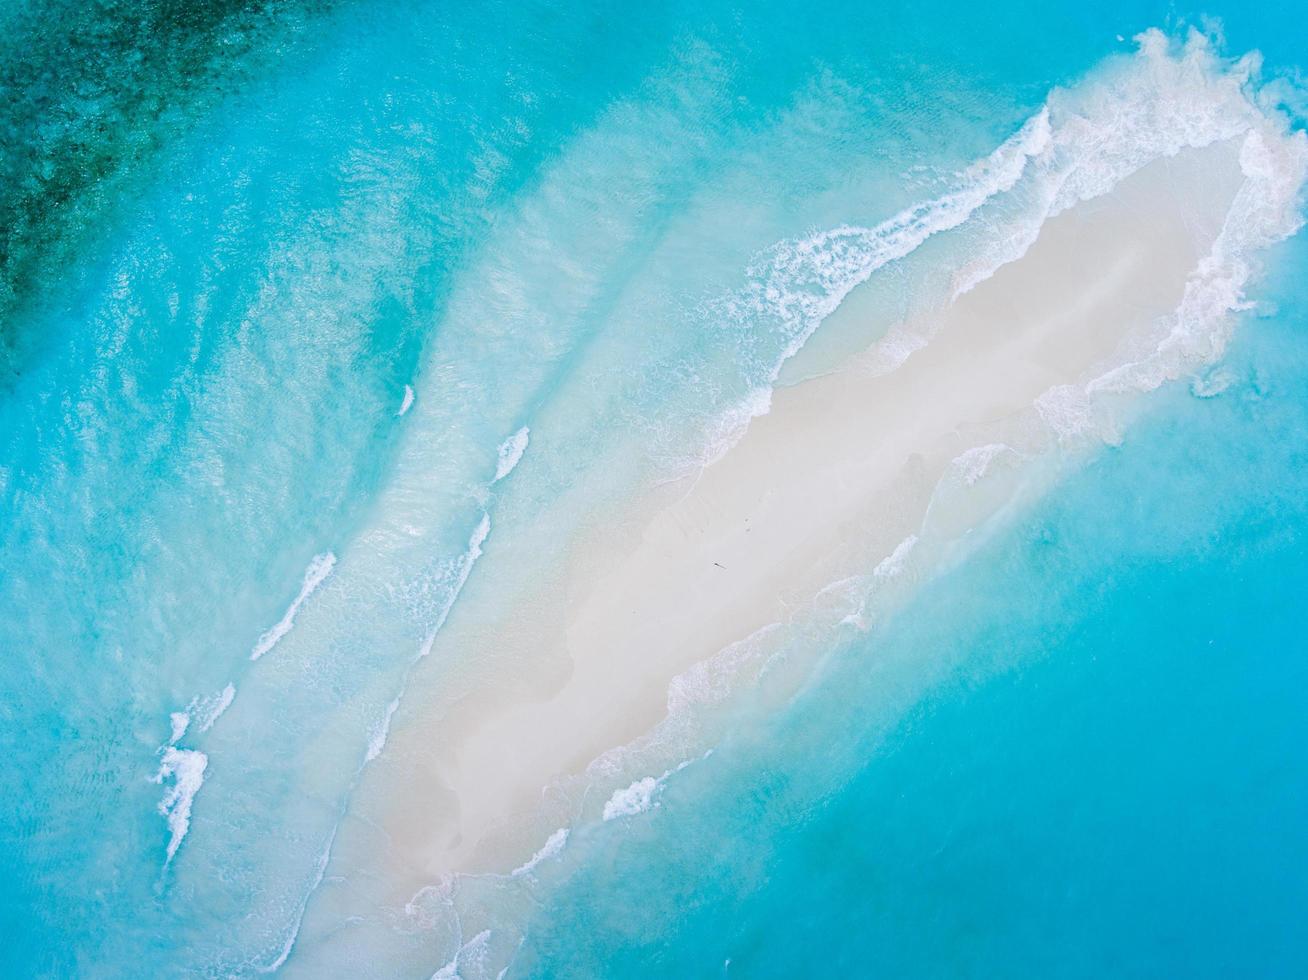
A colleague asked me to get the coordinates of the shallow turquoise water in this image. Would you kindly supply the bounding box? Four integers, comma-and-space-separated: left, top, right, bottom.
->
2, 1, 1307, 977
515, 237, 1308, 977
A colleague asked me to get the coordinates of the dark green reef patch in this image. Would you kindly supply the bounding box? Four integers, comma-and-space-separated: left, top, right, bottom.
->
0, 0, 337, 382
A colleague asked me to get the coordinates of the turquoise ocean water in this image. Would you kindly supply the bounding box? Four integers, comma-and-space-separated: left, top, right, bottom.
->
515, 241, 1308, 978
2, 1, 1307, 976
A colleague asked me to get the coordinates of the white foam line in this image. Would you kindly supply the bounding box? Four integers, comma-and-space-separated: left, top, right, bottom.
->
697, 28, 1304, 473
1081, 125, 1307, 398
253, 514, 496, 970
665, 622, 783, 715
601, 758, 697, 822
194, 683, 236, 733
873, 534, 919, 581
731, 107, 1051, 370
510, 828, 569, 878
493, 426, 530, 482
432, 930, 492, 980
366, 697, 401, 763
251, 552, 337, 661
258, 824, 339, 974
601, 775, 663, 821
153, 747, 207, 865
358, 513, 493, 769
398, 384, 415, 417
168, 711, 190, 745
688, 110, 1051, 470
167, 683, 238, 747
417, 514, 490, 658
952, 444, 1016, 488
948, 29, 1277, 301
154, 683, 237, 869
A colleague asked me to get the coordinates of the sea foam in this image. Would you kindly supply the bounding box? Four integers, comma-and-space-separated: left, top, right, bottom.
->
511, 828, 570, 877
153, 747, 207, 865
699, 29, 1307, 472
417, 513, 491, 657
432, 930, 492, 980
722, 108, 1051, 367
691, 110, 1053, 469
154, 683, 235, 867
602, 776, 664, 820
190, 683, 236, 733
250, 552, 337, 661
271, 511, 497, 964
366, 697, 401, 762
258, 825, 339, 973
493, 427, 530, 482
947, 30, 1308, 410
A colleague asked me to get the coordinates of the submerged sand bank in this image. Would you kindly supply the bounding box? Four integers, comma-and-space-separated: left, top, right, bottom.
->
339, 139, 1246, 896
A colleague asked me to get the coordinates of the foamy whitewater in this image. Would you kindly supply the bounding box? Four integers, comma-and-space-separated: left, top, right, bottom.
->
3, 5, 1308, 978
250, 553, 337, 661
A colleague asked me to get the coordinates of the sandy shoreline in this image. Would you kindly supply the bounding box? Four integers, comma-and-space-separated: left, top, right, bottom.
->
345, 140, 1244, 901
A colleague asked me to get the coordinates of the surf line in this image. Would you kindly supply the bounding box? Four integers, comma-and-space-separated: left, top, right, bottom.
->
257, 433, 520, 972
250, 551, 337, 661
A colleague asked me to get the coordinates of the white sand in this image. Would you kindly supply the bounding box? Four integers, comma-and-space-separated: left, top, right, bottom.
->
358, 141, 1243, 893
